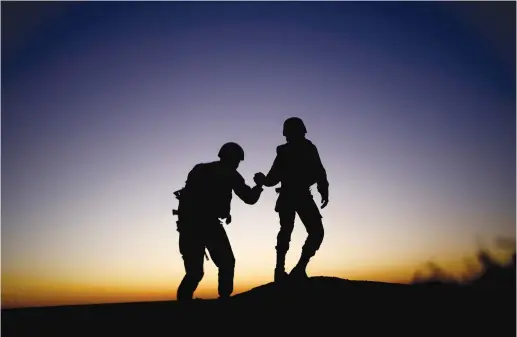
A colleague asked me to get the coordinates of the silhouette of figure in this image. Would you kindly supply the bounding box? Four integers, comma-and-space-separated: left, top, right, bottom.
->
174, 142, 265, 301
255, 117, 329, 282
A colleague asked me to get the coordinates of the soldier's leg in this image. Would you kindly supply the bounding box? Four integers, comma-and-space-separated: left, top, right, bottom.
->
205, 223, 235, 299
291, 197, 324, 276
177, 230, 206, 301
275, 210, 296, 280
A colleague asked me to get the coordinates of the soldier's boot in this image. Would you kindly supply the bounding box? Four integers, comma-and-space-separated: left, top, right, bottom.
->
289, 250, 311, 280
218, 294, 231, 303
289, 266, 308, 280
290, 223, 323, 280
177, 271, 203, 302
275, 268, 288, 282
218, 261, 235, 302
274, 251, 288, 282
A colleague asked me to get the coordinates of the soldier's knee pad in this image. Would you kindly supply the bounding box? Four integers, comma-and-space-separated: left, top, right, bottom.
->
276, 242, 289, 254
279, 226, 294, 237
278, 224, 294, 244
276, 231, 291, 243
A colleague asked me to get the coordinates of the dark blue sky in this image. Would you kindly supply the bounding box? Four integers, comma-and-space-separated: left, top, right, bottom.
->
3, 2, 515, 90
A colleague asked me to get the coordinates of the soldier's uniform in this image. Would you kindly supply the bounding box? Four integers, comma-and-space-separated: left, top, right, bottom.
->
264, 118, 329, 280
175, 145, 263, 301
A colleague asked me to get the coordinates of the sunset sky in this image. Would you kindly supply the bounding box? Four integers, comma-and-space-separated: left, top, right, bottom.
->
2, 1, 515, 308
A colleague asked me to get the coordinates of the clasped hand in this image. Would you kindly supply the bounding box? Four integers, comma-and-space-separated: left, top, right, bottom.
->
253, 172, 266, 186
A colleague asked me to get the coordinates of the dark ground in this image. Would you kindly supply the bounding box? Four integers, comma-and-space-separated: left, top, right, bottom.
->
2, 276, 515, 337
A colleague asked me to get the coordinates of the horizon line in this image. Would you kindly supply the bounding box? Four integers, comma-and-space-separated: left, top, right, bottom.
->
2, 276, 410, 310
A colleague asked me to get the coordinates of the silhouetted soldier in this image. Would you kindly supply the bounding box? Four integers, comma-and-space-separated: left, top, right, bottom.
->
256, 117, 329, 282
174, 142, 265, 301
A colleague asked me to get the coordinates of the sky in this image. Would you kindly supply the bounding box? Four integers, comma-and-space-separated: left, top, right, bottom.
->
1, 1, 515, 308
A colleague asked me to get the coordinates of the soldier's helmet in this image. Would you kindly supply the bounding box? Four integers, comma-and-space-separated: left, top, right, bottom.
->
283, 117, 307, 137
218, 142, 245, 161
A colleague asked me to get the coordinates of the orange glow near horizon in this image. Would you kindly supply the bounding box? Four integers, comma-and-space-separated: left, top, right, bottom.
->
0, 271, 409, 308
4, 250, 510, 309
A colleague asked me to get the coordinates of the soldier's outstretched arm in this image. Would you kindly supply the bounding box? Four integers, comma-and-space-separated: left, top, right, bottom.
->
263, 147, 282, 187
233, 173, 264, 205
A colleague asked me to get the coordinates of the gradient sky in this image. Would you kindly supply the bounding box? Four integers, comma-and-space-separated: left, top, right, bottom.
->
2, 1, 515, 308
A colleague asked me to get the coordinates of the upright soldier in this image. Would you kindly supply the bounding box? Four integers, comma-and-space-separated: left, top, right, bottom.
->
257, 117, 329, 282
174, 142, 265, 301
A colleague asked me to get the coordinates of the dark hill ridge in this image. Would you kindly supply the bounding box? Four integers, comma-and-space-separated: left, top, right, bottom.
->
234, 276, 412, 301
2, 277, 514, 337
